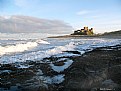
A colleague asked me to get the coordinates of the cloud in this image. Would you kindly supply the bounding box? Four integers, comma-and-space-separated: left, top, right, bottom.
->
0, 15, 73, 34
77, 10, 91, 15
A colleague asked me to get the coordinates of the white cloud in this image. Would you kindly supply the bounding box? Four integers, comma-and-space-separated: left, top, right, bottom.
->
1, 15, 11, 19
77, 10, 91, 15
0, 15, 73, 34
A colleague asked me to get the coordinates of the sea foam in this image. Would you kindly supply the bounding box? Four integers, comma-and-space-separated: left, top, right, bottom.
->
0, 42, 76, 64
0, 39, 49, 56
0, 38, 121, 64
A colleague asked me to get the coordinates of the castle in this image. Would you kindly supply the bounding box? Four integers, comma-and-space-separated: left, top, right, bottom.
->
71, 27, 94, 35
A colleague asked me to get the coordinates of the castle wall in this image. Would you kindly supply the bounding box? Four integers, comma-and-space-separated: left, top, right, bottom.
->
72, 27, 94, 35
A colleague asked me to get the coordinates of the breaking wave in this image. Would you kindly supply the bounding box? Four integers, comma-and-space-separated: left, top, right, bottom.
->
0, 39, 50, 56
0, 38, 121, 64
0, 42, 76, 64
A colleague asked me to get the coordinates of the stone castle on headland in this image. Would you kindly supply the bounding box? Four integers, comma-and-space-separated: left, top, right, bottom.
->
71, 27, 94, 35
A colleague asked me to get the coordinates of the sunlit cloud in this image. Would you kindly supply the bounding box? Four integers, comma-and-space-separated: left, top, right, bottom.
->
0, 15, 73, 34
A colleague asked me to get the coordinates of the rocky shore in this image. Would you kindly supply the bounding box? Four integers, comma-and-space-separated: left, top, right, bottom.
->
61, 45, 121, 91
0, 44, 121, 91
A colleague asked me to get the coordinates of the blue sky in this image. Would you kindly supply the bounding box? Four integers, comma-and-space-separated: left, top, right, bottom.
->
0, 0, 121, 33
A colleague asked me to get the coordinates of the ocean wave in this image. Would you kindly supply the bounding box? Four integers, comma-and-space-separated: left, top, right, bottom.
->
0, 39, 121, 64
36, 39, 50, 44
0, 39, 50, 56
0, 42, 76, 64
21, 42, 76, 62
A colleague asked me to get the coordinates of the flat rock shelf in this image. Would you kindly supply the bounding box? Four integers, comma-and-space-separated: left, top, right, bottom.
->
0, 45, 121, 91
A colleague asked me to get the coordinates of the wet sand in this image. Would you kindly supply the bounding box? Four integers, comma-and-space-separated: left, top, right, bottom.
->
0, 44, 121, 91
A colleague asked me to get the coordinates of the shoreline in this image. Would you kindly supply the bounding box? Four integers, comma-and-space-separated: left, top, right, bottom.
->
60, 44, 121, 91
48, 34, 99, 38
48, 34, 121, 39
0, 44, 121, 91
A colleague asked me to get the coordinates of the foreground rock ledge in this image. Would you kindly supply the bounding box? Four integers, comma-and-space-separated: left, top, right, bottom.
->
0, 45, 121, 91
61, 45, 121, 91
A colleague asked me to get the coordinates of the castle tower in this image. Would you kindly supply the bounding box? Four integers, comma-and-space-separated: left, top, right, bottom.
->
89, 28, 94, 35
84, 27, 88, 30
90, 28, 93, 31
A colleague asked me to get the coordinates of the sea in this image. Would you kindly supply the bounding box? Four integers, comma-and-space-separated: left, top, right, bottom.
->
0, 33, 121, 90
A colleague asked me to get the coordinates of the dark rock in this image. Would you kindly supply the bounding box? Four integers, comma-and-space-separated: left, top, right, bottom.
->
63, 51, 81, 54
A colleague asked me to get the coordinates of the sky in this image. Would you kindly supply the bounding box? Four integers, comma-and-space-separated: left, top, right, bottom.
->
0, 0, 121, 33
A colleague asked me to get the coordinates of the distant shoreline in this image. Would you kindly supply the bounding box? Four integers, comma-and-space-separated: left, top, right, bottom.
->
48, 33, 121, 39
48, 34, 99, 38
48, 30, 121, 39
